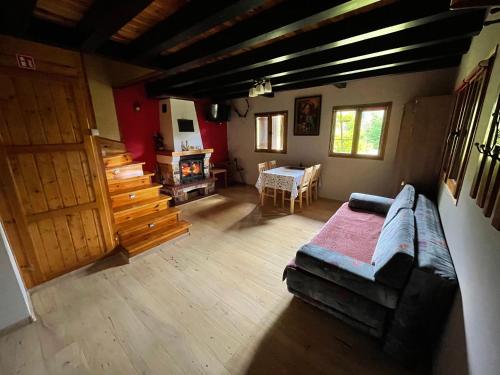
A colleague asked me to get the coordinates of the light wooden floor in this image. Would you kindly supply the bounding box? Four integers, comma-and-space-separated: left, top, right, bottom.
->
0, 186, 427, 375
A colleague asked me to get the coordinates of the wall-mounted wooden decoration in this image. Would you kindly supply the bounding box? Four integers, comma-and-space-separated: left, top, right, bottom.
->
441, 53, 495, 201
470, 90, 500, 230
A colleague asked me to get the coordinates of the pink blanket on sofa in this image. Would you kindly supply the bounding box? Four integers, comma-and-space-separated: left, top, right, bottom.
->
310, 202, 385, 264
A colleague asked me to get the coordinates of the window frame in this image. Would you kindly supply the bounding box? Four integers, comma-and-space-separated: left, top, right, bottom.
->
254, 111, 288, 154
441, 52, 495, 202
329, 102, 391, 160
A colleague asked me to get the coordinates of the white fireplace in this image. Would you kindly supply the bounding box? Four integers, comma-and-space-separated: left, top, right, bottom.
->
156, 98, 215, 204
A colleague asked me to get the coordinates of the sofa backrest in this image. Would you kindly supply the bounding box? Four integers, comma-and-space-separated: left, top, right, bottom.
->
372, 207, 415, 289
384, 195, 457, 364
383, 184, 416, 229
414, 194, 457, 281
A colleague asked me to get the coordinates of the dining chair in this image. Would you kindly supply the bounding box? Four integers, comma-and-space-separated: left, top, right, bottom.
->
267, 160, 277, 169
283, 166, 314, 211
258, 162, 278, 206
309, 164, 322, 201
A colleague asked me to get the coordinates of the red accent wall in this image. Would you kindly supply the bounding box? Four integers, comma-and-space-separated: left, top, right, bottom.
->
195, 99, 228, 164
113, 85, 228, 170
113, 83, 159, 172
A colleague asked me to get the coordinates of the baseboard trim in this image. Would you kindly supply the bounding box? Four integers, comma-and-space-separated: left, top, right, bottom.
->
0, 316, 33, 337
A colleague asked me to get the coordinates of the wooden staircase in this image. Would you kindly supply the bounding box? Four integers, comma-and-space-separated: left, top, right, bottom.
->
103, 152, 191, 258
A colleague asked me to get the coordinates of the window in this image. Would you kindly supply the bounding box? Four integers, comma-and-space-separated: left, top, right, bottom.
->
442, 52, 495, 200
255, 111, 287, 153
329, 103, 391, 159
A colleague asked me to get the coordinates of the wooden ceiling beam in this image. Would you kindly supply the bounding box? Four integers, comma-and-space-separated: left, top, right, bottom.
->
0, 0, 36, 36
148, 2, 467, 89
148, 0, 385, 75
22, 18, 81, 50
450, 0, 500, 8
210, 56, 462, 100
78, 0, 154, 52
165, 13, 481, 96
189, 41, 469, 98
128, 0, 267, 64
146, 6, 485, 96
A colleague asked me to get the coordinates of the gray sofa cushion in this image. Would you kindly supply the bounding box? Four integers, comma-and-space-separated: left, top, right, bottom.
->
383, 184, 416, 228
372, 208, 415, 289
295, 244, 400, 309
414, 194, 457, 280
383, 196, 457, 364
348, 193, 394, 215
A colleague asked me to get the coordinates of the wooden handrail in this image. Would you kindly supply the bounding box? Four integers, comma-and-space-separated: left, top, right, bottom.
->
94, 136, 126, 153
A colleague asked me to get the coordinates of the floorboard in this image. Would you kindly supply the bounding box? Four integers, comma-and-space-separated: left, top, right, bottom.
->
0, 185, 428, 374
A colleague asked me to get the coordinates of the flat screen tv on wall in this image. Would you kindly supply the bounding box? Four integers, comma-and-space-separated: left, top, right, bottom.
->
206, 103, 230, 122
178, 119, 194, 132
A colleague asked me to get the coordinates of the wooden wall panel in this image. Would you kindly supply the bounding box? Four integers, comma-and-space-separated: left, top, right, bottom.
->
0, 188, 34, 288
36, 153, 64, 210
0, 35, 117, 286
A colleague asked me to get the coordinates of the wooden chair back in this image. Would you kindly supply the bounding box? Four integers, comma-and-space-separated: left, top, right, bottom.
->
312, 164, 321, 181
267, 160, 277, 169
258, 162, 268, 173
301, 166, 314, 187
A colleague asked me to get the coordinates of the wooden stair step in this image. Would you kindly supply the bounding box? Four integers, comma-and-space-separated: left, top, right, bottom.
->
110, 183, 161, 197
110, 183, 162, 209
122, 220, 191, 257
121, 217, 186, 246
102, 149, 127, 156
103, 152, 133, 168
116, 207, 180, 233
113, 195, 171, 225
117, 208, 181, 243
106, 162, 145, 180
107, 172, 155, 193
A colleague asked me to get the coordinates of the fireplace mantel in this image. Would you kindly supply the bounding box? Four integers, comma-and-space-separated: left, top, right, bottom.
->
157, 148, 213, 157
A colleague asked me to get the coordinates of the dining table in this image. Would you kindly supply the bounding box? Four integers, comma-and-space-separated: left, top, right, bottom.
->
255, 166, 305, 214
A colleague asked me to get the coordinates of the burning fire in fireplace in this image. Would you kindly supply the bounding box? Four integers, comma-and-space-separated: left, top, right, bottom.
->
180, 156, 204, 183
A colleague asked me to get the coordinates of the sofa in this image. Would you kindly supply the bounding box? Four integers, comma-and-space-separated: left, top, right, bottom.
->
283, 185, 457, 364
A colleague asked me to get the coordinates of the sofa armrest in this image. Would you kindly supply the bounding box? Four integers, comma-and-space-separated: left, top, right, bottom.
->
294, 244, 400, 309
296, 243, 375, 282
348, 193, 394, 215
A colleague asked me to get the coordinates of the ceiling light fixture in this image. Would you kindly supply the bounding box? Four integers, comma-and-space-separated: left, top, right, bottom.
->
248, 79, 272, 97
248, 87, 256, 97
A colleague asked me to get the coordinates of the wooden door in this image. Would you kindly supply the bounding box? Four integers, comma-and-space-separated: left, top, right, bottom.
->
0, 67, 115, 287
393, 95, 453, 199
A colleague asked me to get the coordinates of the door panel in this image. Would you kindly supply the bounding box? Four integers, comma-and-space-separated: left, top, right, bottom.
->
0, 69, 115, 286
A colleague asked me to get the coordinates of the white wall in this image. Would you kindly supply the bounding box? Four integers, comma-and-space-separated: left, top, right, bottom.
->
228, 68, 456, 201
84, 55, 121, 141
83, 54, 158, 142
434, 19, 500, 375
160, 98, 203, 151
0, 222, 33, 331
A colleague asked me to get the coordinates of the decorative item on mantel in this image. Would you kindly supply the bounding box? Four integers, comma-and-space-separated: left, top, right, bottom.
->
181, 140, 202, 151
153, 132, 165, 151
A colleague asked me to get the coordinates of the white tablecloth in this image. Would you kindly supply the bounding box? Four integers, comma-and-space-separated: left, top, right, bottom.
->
255, 167, 305, 199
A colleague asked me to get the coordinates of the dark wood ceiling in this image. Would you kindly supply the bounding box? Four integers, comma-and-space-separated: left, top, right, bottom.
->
0, 0, 491, 100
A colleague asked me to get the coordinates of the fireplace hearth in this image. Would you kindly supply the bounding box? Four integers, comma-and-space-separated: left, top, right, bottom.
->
157, 149, 215, 205
180, 155, 204, 184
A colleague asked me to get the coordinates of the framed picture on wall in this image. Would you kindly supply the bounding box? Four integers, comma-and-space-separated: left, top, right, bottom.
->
294, 95, 322, 136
